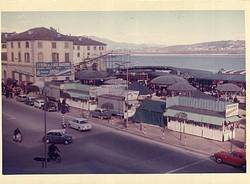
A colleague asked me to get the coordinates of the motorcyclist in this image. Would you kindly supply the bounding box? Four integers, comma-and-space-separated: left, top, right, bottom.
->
13, 128, 22, 142
48, 144, 60, 159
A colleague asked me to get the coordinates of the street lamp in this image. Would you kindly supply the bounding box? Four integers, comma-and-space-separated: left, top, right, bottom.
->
115, 61, 130, 128
41, 81, 47, 168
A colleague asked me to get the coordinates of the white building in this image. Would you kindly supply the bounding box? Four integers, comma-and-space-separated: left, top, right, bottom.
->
3, 27, 75, 83
2, 27, 108, 84
1, 32, 16, 80
70, 36, 107, 71
164, 96, 242, 141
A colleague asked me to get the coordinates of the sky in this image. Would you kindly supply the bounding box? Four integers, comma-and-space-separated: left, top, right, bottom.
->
1, 11, 245, 46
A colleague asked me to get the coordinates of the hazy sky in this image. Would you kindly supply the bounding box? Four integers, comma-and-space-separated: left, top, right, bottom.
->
1, 11, 245, 46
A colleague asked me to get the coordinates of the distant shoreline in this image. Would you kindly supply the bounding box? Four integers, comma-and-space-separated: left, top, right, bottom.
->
130, 53, 245, 56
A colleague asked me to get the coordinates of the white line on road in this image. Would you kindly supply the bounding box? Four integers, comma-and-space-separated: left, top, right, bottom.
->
166, 159, 208, 173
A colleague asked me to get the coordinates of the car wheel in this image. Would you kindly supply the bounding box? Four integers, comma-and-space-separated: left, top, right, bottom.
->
216, 157, 223, 164
64, 140, 69, 145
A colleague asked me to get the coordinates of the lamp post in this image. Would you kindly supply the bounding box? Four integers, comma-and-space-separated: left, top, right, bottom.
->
41, 79, 47, 168
114, 61, 130, 128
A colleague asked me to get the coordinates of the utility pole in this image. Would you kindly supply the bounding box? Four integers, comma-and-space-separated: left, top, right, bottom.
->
43, 80, 47, 168
125, 64, 129, 128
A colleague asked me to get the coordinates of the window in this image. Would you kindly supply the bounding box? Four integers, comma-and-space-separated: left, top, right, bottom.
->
87, 52, 90, 56
65, 53, 70, 62
18, 42, 21, 48
24, 52, 30, 63
77, 52, 80, 57
99, 46, 101, 50
38, 42, 43, 48
73, 46, 75, 49
77, 45, 80, 50
38, 52, 43, 62
64, 42, 69, 48
18, 52, 21, 62
52, 42, 56, 49
2, 43, 7, 49
1, 52, 7, 61
94, 46, 96, 50
11, 42, 14, 48
87, 46, 90, 50
52, 52, 59, 62
11, 52, 14, 62
25, 41, 29, 48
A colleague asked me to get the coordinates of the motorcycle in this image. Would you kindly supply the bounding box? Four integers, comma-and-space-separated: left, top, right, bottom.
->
48, 151, 62, 163
13, 133, 22, 143
61, 122, 67, 129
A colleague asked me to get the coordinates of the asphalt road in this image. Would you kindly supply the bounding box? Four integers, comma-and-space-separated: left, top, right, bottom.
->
2, 97, 244, 174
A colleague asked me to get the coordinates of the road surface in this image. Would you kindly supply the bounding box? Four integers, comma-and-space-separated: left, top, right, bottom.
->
2, 97, 244, 174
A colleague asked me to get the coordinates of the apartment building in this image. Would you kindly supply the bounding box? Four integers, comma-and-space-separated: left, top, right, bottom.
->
3, 27, 75, 83
71, 36, 107, 71
1, 32, 16, 80
2, 27, 108, 84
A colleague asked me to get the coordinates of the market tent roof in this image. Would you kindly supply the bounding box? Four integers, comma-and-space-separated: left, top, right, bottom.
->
132, 100, 166, 127
150, 74, 188, 86
64, 89, 90, 100
104, 78, 127, 85
75, 70, 110, 80
167, 82, 197, 91
164, 108, 224, 126
216, 83, 242, 92
128, 82, 152, 95
191, 73, 246, 83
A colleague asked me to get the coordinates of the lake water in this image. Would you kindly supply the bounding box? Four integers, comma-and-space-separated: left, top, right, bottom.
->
129, 55, 245, 72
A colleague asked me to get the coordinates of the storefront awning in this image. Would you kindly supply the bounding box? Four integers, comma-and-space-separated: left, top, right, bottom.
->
65, 90, 90, 100
164, 109, 224, 126
226, 115, 244, 123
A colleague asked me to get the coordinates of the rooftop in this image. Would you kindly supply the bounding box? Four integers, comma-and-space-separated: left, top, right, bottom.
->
6, 27, 72, 41
70, 36, 106, 46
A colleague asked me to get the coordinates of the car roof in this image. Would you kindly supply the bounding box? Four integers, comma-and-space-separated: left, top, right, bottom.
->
73, 117, 88, 121
36, 99, 45, 101
47, 129, 65, 133
19, 94, 27, 97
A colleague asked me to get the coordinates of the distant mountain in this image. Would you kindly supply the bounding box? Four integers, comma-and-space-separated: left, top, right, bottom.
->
150, 40, 245, 55
87, 36, 166, 50
87, 36, 245, 55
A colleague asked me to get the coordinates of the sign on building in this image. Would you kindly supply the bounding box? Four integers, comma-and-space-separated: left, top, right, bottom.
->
225, 103, 239, 118
36, 62, 72, 77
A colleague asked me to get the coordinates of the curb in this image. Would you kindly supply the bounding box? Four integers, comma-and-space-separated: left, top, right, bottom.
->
92, 121, 212, 157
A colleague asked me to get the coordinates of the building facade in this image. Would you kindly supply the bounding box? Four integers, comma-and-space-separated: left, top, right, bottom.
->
71, 36, 107, 71
2, 27, 107, 84
164, 96, 242, 141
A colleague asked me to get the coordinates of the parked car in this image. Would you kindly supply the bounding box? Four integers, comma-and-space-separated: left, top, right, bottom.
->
90, 108, 112, 119
25, 96, 36, 106
34, 99, 45, 109
43, 101, 57, 112
213, 150, 246, 170
68, 117, 92, 131
43, 129, 73, 145
16, 94, 27, 102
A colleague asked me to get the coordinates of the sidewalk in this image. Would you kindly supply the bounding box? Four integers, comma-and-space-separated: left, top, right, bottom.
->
66, 107, 245, 156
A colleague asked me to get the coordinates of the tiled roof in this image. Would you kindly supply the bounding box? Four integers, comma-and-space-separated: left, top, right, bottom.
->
69, 36, 106, 46
6, 27, 72, 41
1, 32, 16, 43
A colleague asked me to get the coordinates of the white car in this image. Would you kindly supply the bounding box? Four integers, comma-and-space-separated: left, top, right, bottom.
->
68, 118, 92, 131
34, 99, 45, 109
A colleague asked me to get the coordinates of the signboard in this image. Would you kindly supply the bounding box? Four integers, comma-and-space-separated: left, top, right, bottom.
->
36, 62, 72, 77
225, 103, 238, 118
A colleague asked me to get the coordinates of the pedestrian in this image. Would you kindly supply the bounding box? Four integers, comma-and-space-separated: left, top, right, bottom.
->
58, 100, 61, 111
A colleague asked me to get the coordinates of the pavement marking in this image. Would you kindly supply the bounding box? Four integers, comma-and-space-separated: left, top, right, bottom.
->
4, 114, 16, 120
166, 159, 208, 173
